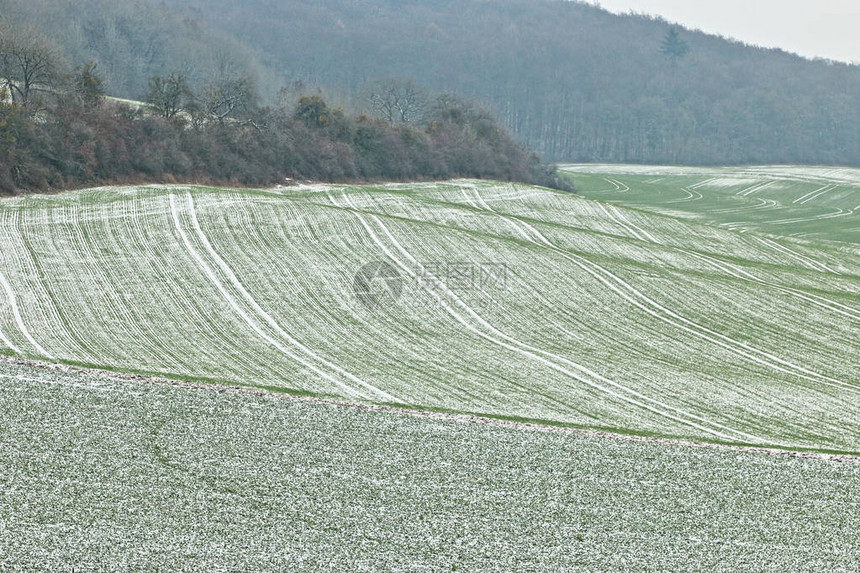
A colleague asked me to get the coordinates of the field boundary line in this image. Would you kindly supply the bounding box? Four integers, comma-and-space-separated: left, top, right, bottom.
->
3, 356, 857, 464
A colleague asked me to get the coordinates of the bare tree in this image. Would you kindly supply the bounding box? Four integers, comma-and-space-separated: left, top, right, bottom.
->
146, 72, 192, 119
0, 25, 62, 108
199, 75, 257, 123
362, 78, 428, 125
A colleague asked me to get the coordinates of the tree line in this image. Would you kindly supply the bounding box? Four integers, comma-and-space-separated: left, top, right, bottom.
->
0, 24, 568, 194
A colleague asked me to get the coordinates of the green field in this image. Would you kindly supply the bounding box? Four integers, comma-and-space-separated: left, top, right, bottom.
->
561, 164, 860, 243
0, 176, 857, 452
1, 171, 859, 569
1, 360, 857, 571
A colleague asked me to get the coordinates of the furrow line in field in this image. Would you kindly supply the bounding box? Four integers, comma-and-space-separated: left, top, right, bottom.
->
175, 193, 400, 403
0, 212, 40, 355
750, 198, 772, 211
130, 197, 235, 376
595, 200, 659, 243
130, 195, 269, 380
474, 198, 859, 395
795, 184, 835, 205
712, 198, 780, 216
332, 189, 592, 414
460, 188, 532, 242
71, 202, 186, 369
602, 178, 621, 192
329, 190, 581, 412
607, 204, 658, 243
65, 203, 145, 362
666, 187, 703, 203
12, 208, 99, 362
229, 197, 392, 391
736, 180, 776, 197
461, 189, 627, 353
340, 193, 754, 441
687, 178, 718, 190
555, 235, 857, 391
769, 207, 854, 226
596, 202, 645, 242
602, 178, 630, 193
226, 195, 359, 383
169, 194, 369, 399
0, 288, 21, 352
215, 197, 323, 382
372, 212, 753, 440
123, 195, 221, 371
754, 236, 838, 274
611, 179, 630, 192
105, 199, 192, 369
0, 265, 50, 358
685, 251, 860, 323
792, 184, 832, 204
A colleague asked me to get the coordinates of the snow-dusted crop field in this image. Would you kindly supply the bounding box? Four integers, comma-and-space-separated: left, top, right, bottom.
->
561, 164, 860, 243
0, 178, 857, 452
0, 360, 857, 572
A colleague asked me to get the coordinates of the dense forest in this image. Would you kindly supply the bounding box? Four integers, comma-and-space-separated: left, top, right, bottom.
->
6, 0, 860, 166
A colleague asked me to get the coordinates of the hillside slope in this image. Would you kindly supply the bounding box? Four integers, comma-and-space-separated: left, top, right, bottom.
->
0, 177, 857, 452
5, 0, 860, 164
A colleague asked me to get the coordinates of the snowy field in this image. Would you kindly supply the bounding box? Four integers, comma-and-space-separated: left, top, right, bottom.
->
0, 360, 857, 572
561, 164, 860, 243
0, 179, 857, 452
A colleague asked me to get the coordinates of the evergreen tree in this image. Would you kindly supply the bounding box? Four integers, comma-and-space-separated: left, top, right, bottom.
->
661, 28, 690, 63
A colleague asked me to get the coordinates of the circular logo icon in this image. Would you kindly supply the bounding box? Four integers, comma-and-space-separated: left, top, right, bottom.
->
353, 261, 403, 310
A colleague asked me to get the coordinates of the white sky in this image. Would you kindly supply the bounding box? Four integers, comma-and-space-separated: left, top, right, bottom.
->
595, 0, 860, 63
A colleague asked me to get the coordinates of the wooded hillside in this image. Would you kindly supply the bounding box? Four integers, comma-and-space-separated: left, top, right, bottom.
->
4, 0, 860, 165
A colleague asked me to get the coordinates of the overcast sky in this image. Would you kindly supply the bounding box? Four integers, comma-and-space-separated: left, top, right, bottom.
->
596, 0, 860, 63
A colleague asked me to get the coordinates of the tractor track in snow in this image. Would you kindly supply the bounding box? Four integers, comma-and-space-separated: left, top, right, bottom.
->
335, 190, 752, 441
466, 188, 860, 397
170, 193, 399, 403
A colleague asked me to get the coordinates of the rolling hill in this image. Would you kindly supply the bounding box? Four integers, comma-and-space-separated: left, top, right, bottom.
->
1, 171, 858, 569
0, 175, 857, 453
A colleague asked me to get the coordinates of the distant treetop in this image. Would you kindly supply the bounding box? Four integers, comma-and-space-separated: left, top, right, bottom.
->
661, 27, 690, 62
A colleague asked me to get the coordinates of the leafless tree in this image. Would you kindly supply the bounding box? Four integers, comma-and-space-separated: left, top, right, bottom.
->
200, 75, 257, 122
362, 78, 428, 125
146, 72, 192, 119
0, 24, 62, 108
